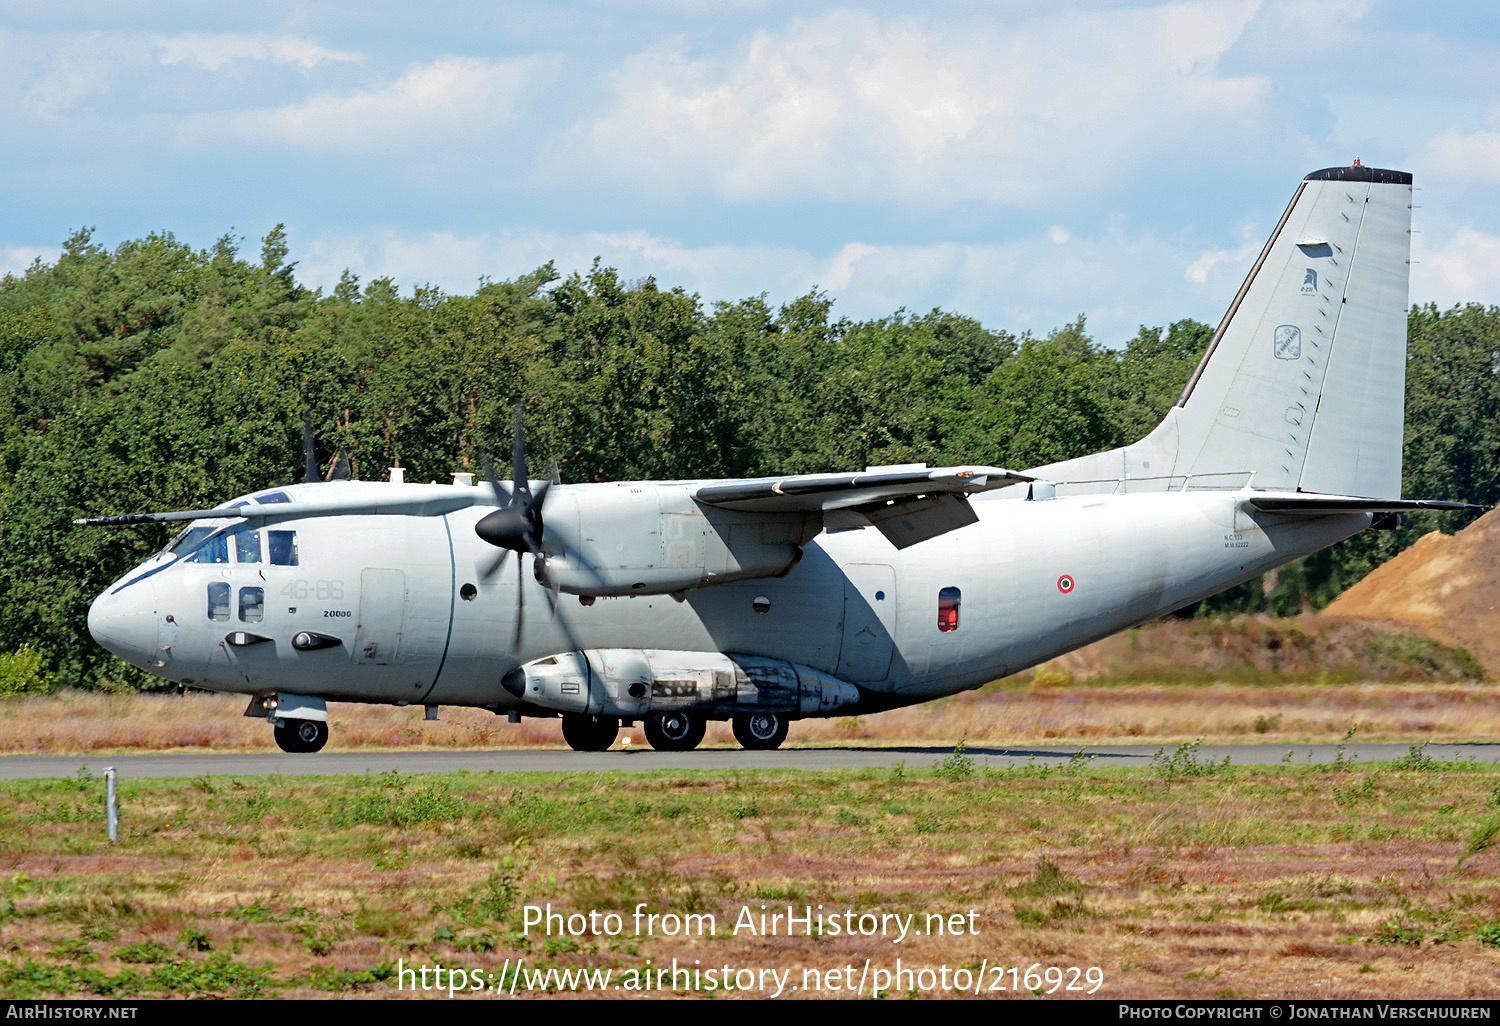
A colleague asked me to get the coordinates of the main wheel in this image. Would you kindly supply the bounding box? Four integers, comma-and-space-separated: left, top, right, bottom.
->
644, 711, 706, 752
561, 713, 619, 752
274, 718, 328, 754
732, 711, 789, 751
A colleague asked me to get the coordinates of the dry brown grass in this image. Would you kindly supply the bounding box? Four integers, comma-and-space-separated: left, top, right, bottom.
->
3, 679, 1498, 756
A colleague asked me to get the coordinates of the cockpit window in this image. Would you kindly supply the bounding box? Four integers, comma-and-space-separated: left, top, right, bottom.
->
233, 528, 262, 565
167, 526, 214, 556
253, 491, 291, 504
186, 532, 230, 564
268, 530, 299, 566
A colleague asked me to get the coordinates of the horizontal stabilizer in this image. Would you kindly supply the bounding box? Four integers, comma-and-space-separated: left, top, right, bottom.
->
1245, 495, 1486, 515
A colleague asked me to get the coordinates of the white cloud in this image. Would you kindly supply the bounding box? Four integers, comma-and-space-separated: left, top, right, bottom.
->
292, 220, 1221, 347
9, 29, 360, 116
155, 33, 361, 71
19, 32, 146, 114
1185, 222, 1262, 284
179, 55, 555, 152
1415, 128, 1500, 186
0, 246, 59, 279
1411, 226, 1500, 310
582, 3, 1268, 207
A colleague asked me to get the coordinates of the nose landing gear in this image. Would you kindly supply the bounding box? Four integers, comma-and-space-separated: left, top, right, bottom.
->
273, 718, 329, 754
560, 713, 620, 752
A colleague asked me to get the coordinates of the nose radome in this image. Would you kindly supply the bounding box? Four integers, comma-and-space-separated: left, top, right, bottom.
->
87, 582, 160, 668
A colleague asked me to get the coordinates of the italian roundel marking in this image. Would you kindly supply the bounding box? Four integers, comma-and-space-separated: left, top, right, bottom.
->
1057, 574, 1075, 594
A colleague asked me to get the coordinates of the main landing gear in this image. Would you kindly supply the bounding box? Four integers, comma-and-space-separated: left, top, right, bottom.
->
552, 710, 790, 753
273, 718, 329, 754
732, 711, 788, 750
643, 711, 706, 752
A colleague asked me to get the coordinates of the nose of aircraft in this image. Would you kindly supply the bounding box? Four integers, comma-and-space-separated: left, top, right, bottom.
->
87, 580, 161, 668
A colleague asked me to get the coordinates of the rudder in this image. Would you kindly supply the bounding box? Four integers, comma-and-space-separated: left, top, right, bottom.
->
1029, 164, 1412, 500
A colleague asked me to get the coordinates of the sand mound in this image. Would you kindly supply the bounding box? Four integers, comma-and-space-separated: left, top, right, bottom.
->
1324, 509, 1500, 674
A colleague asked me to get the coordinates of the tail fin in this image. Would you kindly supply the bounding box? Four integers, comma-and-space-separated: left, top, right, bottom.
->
1037, 164, 1412, 499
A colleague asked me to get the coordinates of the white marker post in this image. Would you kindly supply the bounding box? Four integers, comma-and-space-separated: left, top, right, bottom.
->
104, 767, 118, 843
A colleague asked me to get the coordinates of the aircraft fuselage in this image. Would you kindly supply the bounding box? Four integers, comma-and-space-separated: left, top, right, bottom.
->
90, 482, 1368, 712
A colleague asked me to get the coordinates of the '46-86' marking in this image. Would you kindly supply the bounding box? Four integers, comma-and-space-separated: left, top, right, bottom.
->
279, 579, 345, 600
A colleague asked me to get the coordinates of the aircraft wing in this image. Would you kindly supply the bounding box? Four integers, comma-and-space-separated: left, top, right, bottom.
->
695, 465, 1031, 549
73, 484, 498, 527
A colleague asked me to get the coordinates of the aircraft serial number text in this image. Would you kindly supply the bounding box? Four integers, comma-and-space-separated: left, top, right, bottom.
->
278, 580, 345, 600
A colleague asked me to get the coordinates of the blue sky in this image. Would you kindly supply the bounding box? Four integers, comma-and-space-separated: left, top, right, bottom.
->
3, 0, 1498, 347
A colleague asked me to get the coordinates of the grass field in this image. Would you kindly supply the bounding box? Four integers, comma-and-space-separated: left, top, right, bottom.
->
2, 757, 1498, 999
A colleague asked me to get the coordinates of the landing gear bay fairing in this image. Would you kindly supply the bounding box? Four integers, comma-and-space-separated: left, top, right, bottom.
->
80, 166, 1476, 753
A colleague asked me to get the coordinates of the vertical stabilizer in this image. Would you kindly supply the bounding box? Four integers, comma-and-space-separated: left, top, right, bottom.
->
1031, 165, 1412, 500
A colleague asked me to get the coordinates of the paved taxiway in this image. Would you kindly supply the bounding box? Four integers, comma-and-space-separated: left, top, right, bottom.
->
2, 743, 1497, 779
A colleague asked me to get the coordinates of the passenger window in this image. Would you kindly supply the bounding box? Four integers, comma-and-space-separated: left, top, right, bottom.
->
187, 532, 229, 564
268, 530, 299, 566
233, 529, 262, 564
938, 586, 961, 633
239, 587, 264, 623
207, 582, 230, 621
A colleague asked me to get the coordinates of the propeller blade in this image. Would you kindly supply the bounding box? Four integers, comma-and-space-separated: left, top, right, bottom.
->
539, 567, 586, 656
477, 447, 511, 508
512, 554, 526, 650
303, 411, 319, 484
327, 448, 352, 482
479, 547, 509, 583
510, 403, 529, 502
530, 548, 586, 655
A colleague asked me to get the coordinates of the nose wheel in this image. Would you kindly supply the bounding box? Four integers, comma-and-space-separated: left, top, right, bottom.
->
560, 713, 619, 752
644, 711, 705, 752
274, 719, 329, 754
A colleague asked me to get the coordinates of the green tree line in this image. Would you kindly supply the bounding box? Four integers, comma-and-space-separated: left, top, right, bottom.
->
0, 228, 1494, 688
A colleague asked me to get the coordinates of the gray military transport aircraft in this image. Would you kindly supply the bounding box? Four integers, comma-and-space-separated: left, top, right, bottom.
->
78, 164, 1479, 754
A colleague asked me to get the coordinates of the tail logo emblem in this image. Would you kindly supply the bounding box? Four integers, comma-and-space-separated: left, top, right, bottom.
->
1274, 324, 1301, 360
1301, 268, 1317, 296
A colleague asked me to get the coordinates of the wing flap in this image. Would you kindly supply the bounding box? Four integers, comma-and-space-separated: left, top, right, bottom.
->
855, 492, 980, 549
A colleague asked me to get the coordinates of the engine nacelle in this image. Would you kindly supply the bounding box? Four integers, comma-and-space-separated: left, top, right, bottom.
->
504, 649, 862, 720
538, 484, 819, 597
